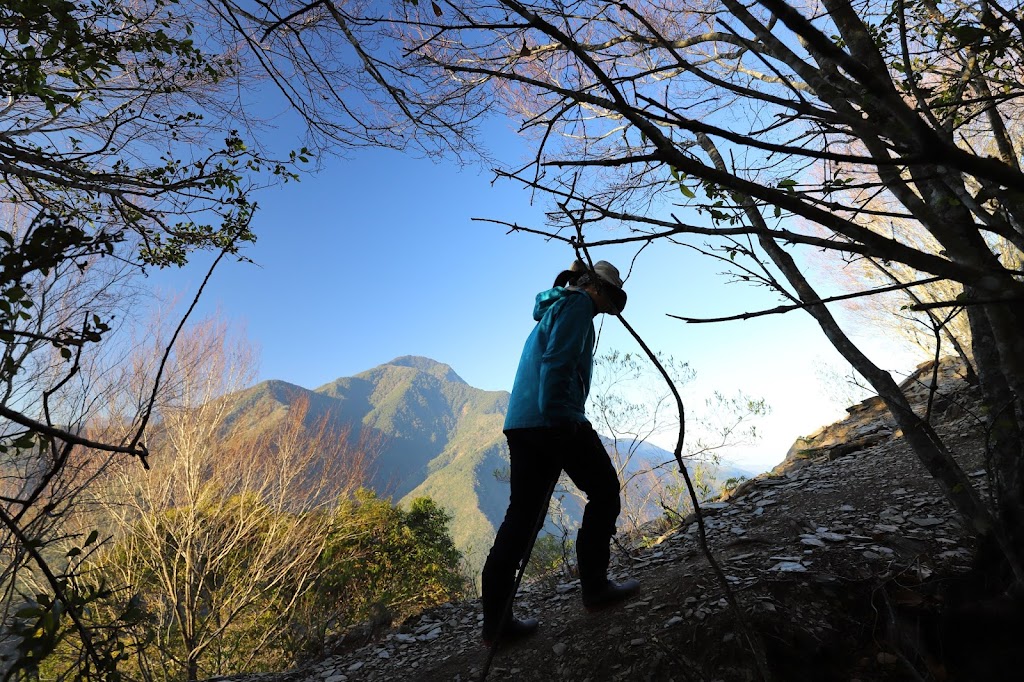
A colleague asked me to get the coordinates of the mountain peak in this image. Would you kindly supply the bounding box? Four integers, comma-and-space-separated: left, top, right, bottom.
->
385, 355, 466, 384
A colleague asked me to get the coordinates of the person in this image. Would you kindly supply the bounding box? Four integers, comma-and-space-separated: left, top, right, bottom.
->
481, 259, 640, 646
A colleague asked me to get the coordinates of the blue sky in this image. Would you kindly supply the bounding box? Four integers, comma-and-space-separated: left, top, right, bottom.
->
148, 128, 923, 474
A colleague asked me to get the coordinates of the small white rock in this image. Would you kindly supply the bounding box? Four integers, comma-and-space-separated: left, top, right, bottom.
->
419, 627, 442, 641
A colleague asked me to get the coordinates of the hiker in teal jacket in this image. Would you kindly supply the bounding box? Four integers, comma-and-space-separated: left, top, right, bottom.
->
502, 285, 596, 430
481, 260, 640, 647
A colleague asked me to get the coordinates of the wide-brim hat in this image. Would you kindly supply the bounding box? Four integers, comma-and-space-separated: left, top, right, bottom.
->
592, 260, 623, 288
592, 260, 627, 313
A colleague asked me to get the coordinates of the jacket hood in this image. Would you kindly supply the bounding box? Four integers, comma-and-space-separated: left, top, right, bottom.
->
533, 287, 589, 321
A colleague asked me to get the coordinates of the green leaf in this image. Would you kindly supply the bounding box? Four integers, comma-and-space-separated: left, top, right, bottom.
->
949, 25, 987, 46
13, 433, 35, 449
14, 606, 42, 619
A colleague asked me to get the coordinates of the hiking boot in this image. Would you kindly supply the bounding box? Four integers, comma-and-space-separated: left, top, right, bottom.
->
481, 616, 539, 647
582, 578, 641, 612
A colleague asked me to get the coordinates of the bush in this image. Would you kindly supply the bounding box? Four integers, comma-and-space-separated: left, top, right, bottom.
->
286, 490, 468, 661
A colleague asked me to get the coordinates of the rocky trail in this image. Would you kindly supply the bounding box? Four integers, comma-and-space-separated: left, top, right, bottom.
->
216, 359, 1023, 681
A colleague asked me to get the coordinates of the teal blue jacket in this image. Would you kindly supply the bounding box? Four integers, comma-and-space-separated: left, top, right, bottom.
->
503, 287, 595, 430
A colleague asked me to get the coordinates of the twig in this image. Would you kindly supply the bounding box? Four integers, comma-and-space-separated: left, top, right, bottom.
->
863, 256, 975, 383
0, 504, 103, 672
128, 221, 248, 459
614, 312, 772, 682
670, 276, 944, 323
925, 316, 944, 424
910, 295, 1024, 311
0, 405, 148, 460
261, 0, 327, 40
564, 214, 771, 680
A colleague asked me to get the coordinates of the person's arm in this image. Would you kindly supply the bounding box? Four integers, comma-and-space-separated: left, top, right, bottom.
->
538, 293, 592, 422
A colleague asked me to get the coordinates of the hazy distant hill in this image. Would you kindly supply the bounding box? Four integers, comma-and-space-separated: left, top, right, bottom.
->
223, 356, 758, 575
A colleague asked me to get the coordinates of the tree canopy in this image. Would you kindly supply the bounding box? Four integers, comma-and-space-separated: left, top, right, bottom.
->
1, 1, 302, 674
256, 0, 1024, 581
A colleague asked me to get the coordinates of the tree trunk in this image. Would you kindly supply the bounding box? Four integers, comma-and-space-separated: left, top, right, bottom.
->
694, 135, 1024, 587
967, 299, 1024, 561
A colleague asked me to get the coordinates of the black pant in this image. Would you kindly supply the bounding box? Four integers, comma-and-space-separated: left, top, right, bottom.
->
481, 424, 621, 626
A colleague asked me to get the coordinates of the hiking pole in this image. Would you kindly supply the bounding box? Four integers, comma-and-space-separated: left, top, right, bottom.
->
479, 471, 560, 682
